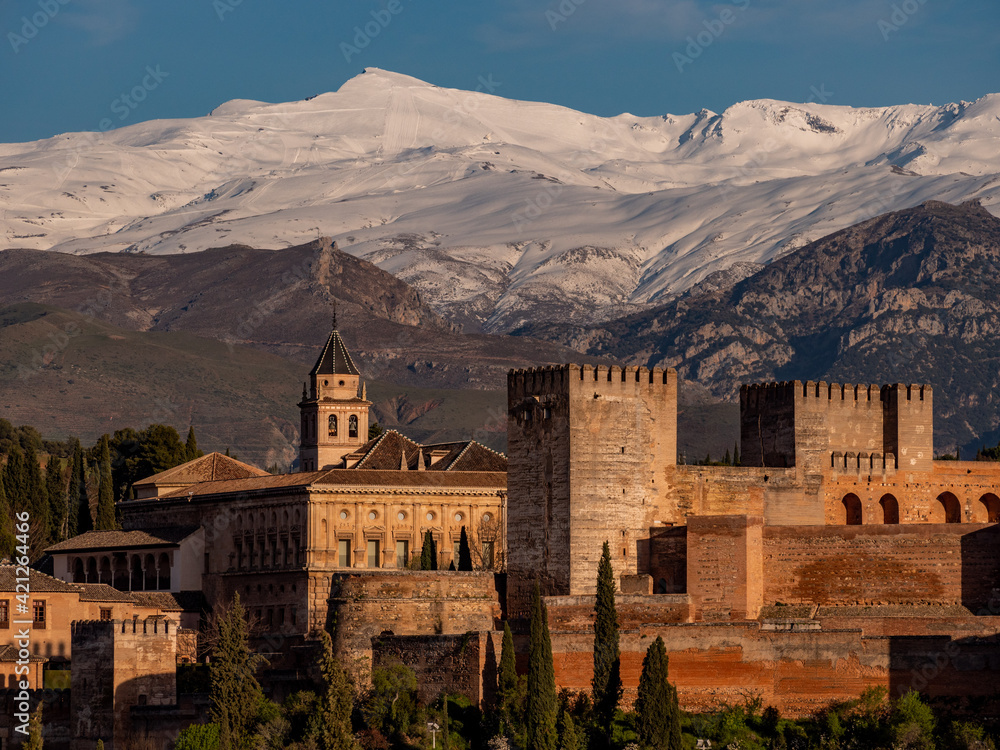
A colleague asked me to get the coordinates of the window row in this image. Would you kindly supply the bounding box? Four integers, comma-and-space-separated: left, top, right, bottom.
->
70, 553, 171, 591
326, 414, 359, 438
332, 537, 496, 569
233, 534, 302, 571
0, 599, 46, 629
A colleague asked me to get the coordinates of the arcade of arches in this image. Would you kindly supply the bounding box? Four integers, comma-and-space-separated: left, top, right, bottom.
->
839, 490, 1000, 525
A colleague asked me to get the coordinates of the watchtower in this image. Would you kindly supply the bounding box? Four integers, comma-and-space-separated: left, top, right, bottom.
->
506, 364, 677, 614
70, 618, 178, 750
739, 381, 933, 474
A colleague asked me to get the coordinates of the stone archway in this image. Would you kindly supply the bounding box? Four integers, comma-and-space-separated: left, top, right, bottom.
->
978, 493, 1000, 523
933, 492, 962, 524
842, 494, 863, 525
879, 494, 900, 524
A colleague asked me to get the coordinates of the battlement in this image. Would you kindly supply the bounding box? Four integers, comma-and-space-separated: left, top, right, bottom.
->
741, 381, 931, 403
71, 617, 175, 637
508, 363, 674, 398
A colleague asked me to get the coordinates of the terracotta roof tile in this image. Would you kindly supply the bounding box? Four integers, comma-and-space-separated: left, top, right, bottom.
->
158, 471, 329, 498
76, 583, 136, 602
134, 452, 269, 487
129, 590, 207, 611
45, 526, 201, 553
0, 563, 80, 593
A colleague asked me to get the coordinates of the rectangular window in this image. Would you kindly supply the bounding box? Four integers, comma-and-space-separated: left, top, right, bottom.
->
0, 600, 8, 628
33, 600, 46, 629
482, 541, 495, 570
100, 608, 112, 621
278, 608, 285, 626
395, 540, 409, 568
338, 540, 351, 568
367, 540, 381, 568
291, 606, 297, 626
266, 609, 273, 627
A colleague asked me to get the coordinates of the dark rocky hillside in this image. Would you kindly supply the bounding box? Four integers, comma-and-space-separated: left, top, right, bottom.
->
0, 238, 600, 390
515, 200, 1000, 455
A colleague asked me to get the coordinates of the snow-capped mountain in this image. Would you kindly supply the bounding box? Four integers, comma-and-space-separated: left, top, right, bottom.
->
2, 68, 999, 332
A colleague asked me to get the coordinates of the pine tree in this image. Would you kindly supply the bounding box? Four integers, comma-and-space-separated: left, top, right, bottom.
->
458, 526, 473, 571
45, 456, 67, 543
635, 636, 681, 750
67, 439, 84, 538
496, 621, 519, 739
317, 630, 356, 750
527, 581, 558, 750
210, 593, 265, 750
95, 435, 116, 531
25, 702, 43, 750
592, 541, 622, 736
186, 426, 202, 461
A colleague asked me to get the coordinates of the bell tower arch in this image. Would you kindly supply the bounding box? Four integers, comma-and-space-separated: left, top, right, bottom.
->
298, 314, 371, 471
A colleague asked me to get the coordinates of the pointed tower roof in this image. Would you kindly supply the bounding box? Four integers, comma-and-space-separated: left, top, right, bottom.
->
310, 327, 360, 376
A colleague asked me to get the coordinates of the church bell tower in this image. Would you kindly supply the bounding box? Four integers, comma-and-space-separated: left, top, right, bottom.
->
298, 314, 371, 471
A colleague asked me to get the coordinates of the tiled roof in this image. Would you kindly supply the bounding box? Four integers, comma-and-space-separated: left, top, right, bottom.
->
0, 563, 80, 593
346, 431, 508, 472
134, 452, 269, 487
129, 590, 207, 612
315, 469, 506, 489
76, 583, 136, 602
310, 328, 360, 376
160, 471, 329, 498
45, 526, 201, 553
0, 645, 45, 662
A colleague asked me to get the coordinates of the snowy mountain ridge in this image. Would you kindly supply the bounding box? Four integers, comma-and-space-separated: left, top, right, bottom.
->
2, 68, 999, 331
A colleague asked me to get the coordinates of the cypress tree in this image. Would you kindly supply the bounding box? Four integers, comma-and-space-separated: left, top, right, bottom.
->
723, 448, 732, 466
67, 440, 84, 538
558, 706, 582, 750
0, 475, 16, 560
496, 621, 519, 738
635, 636, 681, 750
210, 593, 265, 750
95, 435, 116, 531
421, 530, 437, 570
458, 526, 473, 571
74, 443, 92, 536
186, 426, 202, 461
734, 441, 741, 467
24, 444, 50, 549
317, 630, 356, 750
592, 541, 622, 735
527, 581, 558, 750
46, 456, 67, 543
3, 445, 28, 512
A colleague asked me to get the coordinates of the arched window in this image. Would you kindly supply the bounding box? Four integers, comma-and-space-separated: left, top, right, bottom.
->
349, 414, 359, 438
933, 492, 962, 524
328, 414, 337, 437
157, 552, 171, 590
977, 493, 1000, 523
879, 494, 899, 524
842, 494, 863, 525
72, 558, 85, 584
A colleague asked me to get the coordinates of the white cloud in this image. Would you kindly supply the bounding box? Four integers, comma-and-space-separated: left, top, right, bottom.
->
57, 0, 139, 46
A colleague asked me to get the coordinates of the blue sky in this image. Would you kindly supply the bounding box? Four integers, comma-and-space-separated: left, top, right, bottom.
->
1, 0, 998, 144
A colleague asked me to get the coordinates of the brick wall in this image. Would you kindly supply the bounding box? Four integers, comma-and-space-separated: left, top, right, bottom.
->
686, 516, 763, 621
763, 523, 1000, 608
371, 632, 501, 706
326, 571, 500, 684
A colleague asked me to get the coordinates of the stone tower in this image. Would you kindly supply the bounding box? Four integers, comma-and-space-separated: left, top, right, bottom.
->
298, 320, 371, 471
506, 364, 677, 615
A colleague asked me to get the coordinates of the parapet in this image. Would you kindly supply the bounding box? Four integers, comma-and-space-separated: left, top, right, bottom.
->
742, 381, 931, 403
71, 617, 176, 637
508, 363, 674, 398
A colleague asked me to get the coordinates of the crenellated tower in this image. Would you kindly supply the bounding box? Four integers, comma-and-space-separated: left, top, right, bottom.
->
298, 317, 371, 471
506, 363, 677, 614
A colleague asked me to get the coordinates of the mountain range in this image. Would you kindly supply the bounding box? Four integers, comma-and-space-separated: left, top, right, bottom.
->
3, 68, 999, 333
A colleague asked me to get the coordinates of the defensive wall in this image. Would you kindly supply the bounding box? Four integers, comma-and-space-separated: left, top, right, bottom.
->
325, 570, 500, 683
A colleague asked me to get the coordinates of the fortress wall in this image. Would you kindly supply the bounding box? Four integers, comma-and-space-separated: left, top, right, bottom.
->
762, 523, 1000, 608
371, 632, 499, 706
547, 621, 1000, 717
741, 382, 797, 468
686, 516, 764, 621
799, 382, 886, 465
324, 570, 499, 683
545, 594, 692, 631
885, 384, 934, 473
